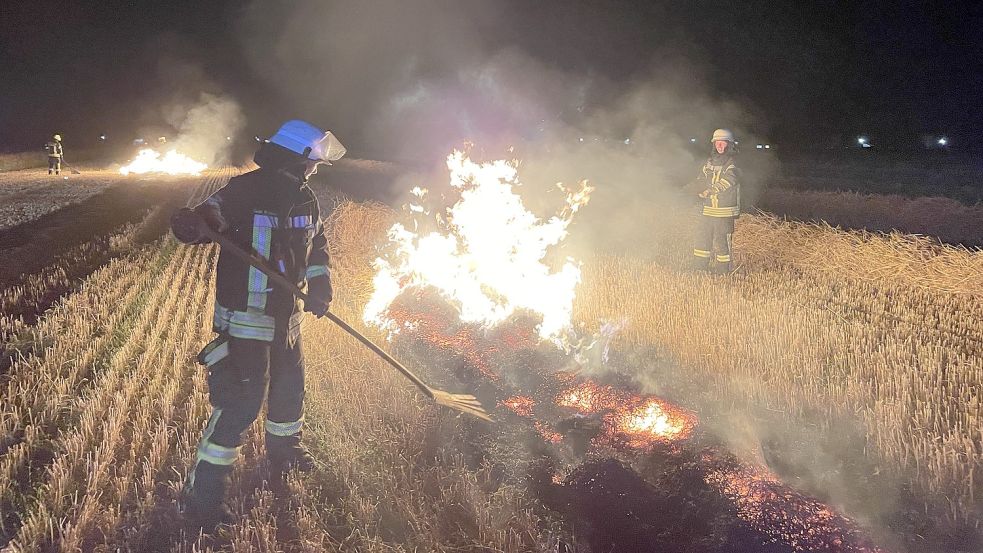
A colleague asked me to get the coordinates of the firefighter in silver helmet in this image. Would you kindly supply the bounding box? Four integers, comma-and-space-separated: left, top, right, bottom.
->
170, 119, 346, 530
691, 129, 740, 273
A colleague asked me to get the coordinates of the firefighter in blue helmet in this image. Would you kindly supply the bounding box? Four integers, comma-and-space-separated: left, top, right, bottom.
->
170, 120, 346, 530
692, 129, 740, 273
45, 134, 64, 175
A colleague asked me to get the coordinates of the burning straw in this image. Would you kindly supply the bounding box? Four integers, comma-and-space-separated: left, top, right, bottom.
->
364, 149, 593, 345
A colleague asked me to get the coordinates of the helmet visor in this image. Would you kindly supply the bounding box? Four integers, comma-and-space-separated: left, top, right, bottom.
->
311, 131, 347, 162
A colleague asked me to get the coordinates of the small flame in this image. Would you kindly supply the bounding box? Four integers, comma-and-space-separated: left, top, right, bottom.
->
364, 150, 592, 345
615, 400, 690, 447
557, 381, 696, 447
120, 149, 207, 176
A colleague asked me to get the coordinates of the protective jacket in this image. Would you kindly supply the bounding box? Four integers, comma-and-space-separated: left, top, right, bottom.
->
698, 154, 740, 218
45, 141, 63, 158
195, 168, 330, 342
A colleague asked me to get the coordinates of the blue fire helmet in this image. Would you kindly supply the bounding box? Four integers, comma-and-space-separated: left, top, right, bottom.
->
269, 120, 347, 163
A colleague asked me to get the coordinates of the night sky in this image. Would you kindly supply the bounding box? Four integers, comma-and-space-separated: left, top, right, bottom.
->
1, 0, 980, 153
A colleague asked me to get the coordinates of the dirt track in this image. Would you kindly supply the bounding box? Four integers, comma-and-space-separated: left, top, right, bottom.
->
0, 167, 133, 231
0, 170, 200, 283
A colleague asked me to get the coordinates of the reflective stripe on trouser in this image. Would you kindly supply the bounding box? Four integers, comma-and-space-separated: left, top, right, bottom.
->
306, 264, 329, 279
266, 417, 303, 436
694, 215, 735, 267
185, 408, 239, 495
195, 409, 241, 465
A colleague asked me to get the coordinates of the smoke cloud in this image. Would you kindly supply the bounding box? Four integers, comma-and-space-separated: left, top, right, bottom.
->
127, 40, 246, 166
233, 0, 778, 257
164, 92, 245, 166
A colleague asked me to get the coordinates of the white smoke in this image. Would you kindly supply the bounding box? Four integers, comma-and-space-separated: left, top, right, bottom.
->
164, 92, 245, 166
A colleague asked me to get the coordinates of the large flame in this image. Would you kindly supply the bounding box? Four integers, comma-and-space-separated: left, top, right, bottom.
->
119, 148, 207, 176
364, 150, 593, 344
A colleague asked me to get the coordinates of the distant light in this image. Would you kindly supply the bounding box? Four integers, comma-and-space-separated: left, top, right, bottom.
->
226, 136, 232, 141
99, 134, 106, 141
579, 137, 584, 142
690, 138, 697, 143
756, 144, 763, 149
857, 137, 867, 145
765, 144, 771, 149
938, 137, 947, 146
623, 138, 630, 145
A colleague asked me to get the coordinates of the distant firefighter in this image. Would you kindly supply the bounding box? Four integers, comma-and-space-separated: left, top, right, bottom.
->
689, 129, 741, 273
169, 119, 346, 531
44, 134, 63, 175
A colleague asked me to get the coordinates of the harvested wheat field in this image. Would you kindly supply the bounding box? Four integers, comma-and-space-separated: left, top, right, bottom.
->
0, 164, 980, 553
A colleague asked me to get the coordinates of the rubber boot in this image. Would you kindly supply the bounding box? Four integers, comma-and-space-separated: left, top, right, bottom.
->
267, 433, 317, 474
691, 257, 711, 273
711, 260, 733, 275
183, 461, 235, 531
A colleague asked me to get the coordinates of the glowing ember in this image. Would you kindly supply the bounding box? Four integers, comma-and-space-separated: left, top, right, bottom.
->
364, 150, 593, 345
705, 464, 888, 552
556, 382, 619, 414
500, 395, 536, 418
535, 421, 565, 444
384, 301, 502, 380
119, 148, 207, 176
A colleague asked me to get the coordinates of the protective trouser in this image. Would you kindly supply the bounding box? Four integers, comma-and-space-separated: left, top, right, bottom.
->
693, 215, 735, 273
48, 157, 61, 175
184, 324, 306, 508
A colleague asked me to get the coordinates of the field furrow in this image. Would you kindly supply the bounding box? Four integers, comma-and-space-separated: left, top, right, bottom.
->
0, 170, 233, 549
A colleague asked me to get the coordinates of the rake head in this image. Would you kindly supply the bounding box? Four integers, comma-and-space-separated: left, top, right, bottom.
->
430, 390, 494, 422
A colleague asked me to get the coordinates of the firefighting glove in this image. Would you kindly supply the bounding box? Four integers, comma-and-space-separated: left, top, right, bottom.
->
682, 179, 707, 196
170, 208, 208, 244
304, 274, 333, 317
197, 203, 229, 234
170, 205, 230, 244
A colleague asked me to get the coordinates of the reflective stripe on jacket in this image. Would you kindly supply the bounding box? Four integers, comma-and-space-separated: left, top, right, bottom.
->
194, 168, 330, 341
699, 156, 740, 218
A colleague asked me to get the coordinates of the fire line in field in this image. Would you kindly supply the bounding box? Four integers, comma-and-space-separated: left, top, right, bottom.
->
119, 148, 208, 176
391, 293, 888, 552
